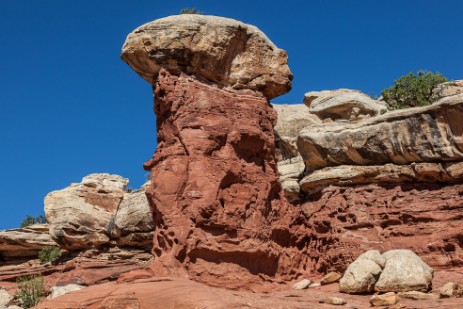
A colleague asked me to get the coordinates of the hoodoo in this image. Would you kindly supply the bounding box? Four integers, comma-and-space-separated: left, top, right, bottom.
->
121, 14, 309, 290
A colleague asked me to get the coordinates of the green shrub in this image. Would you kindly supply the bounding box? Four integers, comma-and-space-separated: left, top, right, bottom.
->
38, 247, 61, 264
381, 70, 448, 110
180, 8, 203, 14
20, 215, 47, 228
15, 275, 44, 308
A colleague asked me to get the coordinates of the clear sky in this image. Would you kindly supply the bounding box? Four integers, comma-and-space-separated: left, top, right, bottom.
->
0, 0, 462, 229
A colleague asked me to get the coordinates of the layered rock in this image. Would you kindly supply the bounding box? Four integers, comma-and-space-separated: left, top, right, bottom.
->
300, 161, 463, 193
121, 14, 292, 100
273, 104, 320, 201
300, 182, 463, 272
0, 224, 56, 260
433, 80, 463, 98
112, 182, 154, 247
44, 174, 153, 250
303, 89, 385, 121
298, 94, 463, 171
121, 15, 310, 290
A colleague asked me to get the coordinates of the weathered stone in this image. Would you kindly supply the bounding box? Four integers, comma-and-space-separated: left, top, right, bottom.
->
277, 156, 305, 201
0, 224, 56, 259
440, 282, 463, 298
112, 183, 154, 248
273, 104, 321, 161
369, 292, 398, 306
298, 94, 463, 171
48, 284, 85, 299
304, 89, 385, 121
375, 250, 433, 293
273, 104, 321, 201
121, 15, 292, 100
398, 290, 440, 300
339, 250, 384, 294
433, 80, 463, 98
300, 162, 463, 194
138, 70, 310, 291
300, 182, 463, 272
319, 296, 347, 305
320, 271, 342, 285
0, 288, 13, 308
45, 174, 128, 250
292, 279, 311, 290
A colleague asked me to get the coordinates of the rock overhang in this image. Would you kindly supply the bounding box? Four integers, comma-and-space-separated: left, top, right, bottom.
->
121, 14, 293, 100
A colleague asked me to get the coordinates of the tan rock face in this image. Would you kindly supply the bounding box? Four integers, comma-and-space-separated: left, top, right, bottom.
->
0, 224, 56, 258
273, 104, 320, 201
121, 15, 293, 100
45, 174, 128, 250
433, 80, 463, 98
304, 89, 385, 121
298, 94, 463, 171
375, 250, 434, 293
300, 162, 463, 194
112, 184, 154, 248
45, 174, 153, 250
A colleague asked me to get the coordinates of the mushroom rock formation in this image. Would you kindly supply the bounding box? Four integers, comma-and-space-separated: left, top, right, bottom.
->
121, 15, 309, 291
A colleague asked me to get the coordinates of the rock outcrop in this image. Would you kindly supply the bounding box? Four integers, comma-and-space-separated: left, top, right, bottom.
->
44, 174, 153, 251
301, 182, 463, 272
273, 104, 321, 201
304, 89, 385, 121
121, 15, 311, 290
300, 161, 463, 194
433, 80, 463, 98
298, 94, 463, 171
121, 14, 292, 100
0, 224, 56, 260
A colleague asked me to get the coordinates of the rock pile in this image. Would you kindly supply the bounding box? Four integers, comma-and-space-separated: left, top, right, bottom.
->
339, 249, 433, 293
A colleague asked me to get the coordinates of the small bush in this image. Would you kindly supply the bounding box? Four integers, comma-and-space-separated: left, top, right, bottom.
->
20, 215, 47, 228
15, 275, 44, 308
381, 70, 448, 110
180, 8, 203, 15
38, 247, 61, 264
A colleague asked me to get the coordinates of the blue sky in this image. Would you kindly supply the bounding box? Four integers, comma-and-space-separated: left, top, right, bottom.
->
0, 0, 462, 229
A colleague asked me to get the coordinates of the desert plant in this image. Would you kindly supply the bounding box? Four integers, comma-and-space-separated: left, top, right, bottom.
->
38, 247, 61, 264
381, 70, 448, 110
180, 8, 203, 14
20, 215, 47, 228
15, 275, 44, 308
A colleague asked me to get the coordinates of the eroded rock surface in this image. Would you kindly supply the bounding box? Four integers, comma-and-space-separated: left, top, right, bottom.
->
298, 94, 463, 171
300, 162, 463, 193
0, 224, 56, 259
433, 80, 463, 98
112, 183, 154, 247
122, 15, 311, 291
44, 174, 153, 251
121, 15, 293, 100
141, 70, 309, 290
301, 182, 463, 272
304, 89, 385, 121
273, 104, 320, 201
45, 174, 128, 250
